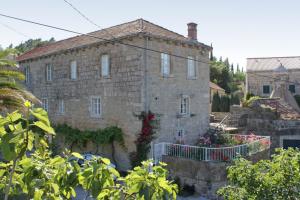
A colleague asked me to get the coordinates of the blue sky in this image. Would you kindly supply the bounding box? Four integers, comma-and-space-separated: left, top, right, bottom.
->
1, 0, 300, 68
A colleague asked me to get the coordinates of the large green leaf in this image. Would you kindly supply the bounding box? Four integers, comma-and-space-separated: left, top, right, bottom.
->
33, 121, 55, 135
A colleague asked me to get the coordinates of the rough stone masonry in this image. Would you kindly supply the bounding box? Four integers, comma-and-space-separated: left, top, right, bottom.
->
17, 19, 211, 169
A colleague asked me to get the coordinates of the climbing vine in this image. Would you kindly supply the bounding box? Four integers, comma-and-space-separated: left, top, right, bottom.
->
54, 124, 124, 167
130, 111, 157, 167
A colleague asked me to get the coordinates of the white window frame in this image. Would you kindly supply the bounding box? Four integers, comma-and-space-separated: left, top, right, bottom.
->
180, 95, 190, 115
90, 96, 101, 118
58, 99, 64, 115
42, 98, 49, 112
161, 53, 170, 77
187, 56, 196, 79
70, 60, 77, 80
46, 63, 52, 82
25, 65, 30, 83
101, 54, 110, 77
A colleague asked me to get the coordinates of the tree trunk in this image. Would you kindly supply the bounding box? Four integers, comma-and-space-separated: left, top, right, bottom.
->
111, 142, 118, 169
4, 158, 17, 200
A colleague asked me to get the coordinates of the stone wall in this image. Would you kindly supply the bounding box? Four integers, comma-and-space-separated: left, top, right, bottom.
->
246, 69, 300, 97
19, 35, 211, 169
163, 150, 269, 199
20, 37, 145, 170
146, 39, 210, 144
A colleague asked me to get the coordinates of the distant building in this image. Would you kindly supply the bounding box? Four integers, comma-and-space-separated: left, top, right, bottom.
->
246, 56, 300, 112
17, 19, 211, 169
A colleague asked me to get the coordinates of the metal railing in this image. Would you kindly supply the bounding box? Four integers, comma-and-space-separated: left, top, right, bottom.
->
153, 134, 270, 163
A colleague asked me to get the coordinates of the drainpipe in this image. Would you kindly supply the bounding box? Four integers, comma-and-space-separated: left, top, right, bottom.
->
143, 36, 149, 112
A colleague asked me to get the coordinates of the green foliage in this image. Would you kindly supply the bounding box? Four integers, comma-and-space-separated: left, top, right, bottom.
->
220, 95, 230, 112
54, 124, 124, 167
245, 92, 255, 100
212, 92, 221, 112
218, 148, 300, 200
212, 93, 231, 112
242, 96, 261, 107
13, 38, 55, 54
294, 95, 300, 107
0, 48, 38, 112
55, 124, 124, 150
121, 161, 178, 200
0, 105, 178, 200
230, 94, 240, 105
210, 56, 245, 95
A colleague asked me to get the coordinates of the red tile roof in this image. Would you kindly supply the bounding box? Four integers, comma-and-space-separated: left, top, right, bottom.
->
17, 18, 210, 62
210, 82, 225, 91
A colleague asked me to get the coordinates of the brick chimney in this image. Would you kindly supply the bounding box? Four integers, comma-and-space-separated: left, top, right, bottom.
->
187, 22, 197, 41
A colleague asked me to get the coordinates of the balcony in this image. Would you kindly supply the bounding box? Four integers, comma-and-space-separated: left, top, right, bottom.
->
153, 134, 270, 163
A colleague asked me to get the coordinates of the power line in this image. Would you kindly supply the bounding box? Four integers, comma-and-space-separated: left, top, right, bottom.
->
62, 0, 125, 48
62, 0, 102, 29
0, 21, 29, 38
0, 13, 210, 64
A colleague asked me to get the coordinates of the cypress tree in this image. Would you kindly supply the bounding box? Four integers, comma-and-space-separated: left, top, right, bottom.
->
212, 92, 221, 112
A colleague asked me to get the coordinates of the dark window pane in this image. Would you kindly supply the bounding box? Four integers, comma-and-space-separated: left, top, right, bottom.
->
263, 85, 270, 94
289, 85, 295, 93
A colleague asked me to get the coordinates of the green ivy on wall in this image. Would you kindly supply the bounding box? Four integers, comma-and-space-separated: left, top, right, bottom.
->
54, 124, 124, 167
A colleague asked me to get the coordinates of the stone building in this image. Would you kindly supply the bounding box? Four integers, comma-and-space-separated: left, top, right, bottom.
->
17, 19, 211, 169
246, 56, 300, 97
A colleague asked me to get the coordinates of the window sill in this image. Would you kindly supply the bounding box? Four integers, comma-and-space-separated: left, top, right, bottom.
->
90, 115, 102, 119
162, 74, 174, 78
101, 76, 111, 79
176, 113, 190, 118
187, 77, 197, 80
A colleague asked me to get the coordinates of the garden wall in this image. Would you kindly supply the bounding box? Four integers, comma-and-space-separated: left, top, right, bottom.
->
163, 150, 269, 199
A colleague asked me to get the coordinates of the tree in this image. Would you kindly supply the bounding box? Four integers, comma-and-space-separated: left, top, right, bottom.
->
218, 148, 300, 200
0, 48, 38, 112
14, 38, 55, 54
211, 92, 221, 112
236, 64, 240, 73
230, 64, 234, 73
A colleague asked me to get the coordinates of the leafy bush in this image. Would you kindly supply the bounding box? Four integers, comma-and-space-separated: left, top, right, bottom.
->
218, 148, 300, 200
0, 102, 178, 200
242, 96, 261, 107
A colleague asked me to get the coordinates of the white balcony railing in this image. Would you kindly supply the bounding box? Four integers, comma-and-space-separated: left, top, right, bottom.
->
153, 134, 270, 163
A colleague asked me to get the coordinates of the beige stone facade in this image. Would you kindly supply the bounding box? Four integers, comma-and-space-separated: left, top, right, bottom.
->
246, 57, 300, 97
17, 19, 211, 169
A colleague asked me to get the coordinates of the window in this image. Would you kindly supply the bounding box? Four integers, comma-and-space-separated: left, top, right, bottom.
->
25, 66, 30, 83
46, 64, 52, 81
101, 54, 110, 77
289, 85, 296, 93
180, 95, 190, 115
263, 85, 270, 94
70, 61, 77, 80
161, 53, 170, 76
90, 96, 101, 117
187, 56, 196, 78
176, 128, 185, 143
58, 99, 64, 114
42, 98, 49, 112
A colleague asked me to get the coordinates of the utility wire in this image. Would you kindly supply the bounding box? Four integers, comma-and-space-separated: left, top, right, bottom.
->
62, 0, 102, 29
0, 21, 29, 38
62, 0, 126, 48
0, 13, 210, 64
